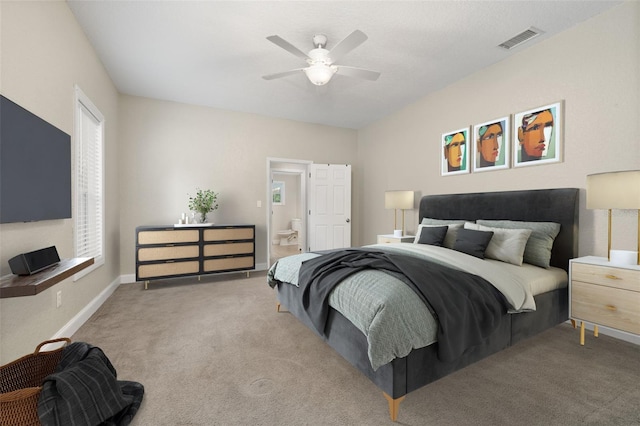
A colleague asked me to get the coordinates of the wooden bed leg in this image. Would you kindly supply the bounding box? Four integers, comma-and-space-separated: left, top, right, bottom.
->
276, 303, 281, 312
383, 392, 405, 422
594, 325, 599, 338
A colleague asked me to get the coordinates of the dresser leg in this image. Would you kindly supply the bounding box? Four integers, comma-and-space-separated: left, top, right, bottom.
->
570, 319, 576, 328
144, 280, 149, 290
580, 321, 585, 346
594, 325, 599, 338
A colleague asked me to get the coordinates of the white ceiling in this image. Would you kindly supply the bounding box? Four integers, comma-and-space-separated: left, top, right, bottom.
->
67, 1, 620, 129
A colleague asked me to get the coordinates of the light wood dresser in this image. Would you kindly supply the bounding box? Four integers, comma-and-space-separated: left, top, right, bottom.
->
136, 224, 255, 289
569, 256, 640, 345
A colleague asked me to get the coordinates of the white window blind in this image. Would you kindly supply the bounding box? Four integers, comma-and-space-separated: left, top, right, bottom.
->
74, 86, 104, 279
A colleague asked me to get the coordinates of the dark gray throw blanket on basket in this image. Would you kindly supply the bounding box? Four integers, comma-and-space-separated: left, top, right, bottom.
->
298, 249, 508, 362
38, 342, 144, 426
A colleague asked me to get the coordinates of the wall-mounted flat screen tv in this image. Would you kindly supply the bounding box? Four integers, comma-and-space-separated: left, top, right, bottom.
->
1, 95, 72, 223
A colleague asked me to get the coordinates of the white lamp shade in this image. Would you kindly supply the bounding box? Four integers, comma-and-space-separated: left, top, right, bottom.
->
587, 170, 640, 209
385, 190, 414, 210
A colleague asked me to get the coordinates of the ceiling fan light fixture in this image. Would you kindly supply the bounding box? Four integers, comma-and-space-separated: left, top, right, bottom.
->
304, 64, 336, 86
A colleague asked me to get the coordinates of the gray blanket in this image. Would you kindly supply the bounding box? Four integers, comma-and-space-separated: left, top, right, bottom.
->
298, 248, 508, 362
38, 342, 144, 426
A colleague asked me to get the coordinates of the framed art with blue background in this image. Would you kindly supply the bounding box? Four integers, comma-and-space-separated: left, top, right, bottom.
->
441, 127, 470, 176
472, 116, 510, 172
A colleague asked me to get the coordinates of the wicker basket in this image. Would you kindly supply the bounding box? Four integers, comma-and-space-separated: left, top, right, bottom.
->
0, 338, 70, 426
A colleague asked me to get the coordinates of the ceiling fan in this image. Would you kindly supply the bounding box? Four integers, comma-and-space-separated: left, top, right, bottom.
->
262, 30, 381, 86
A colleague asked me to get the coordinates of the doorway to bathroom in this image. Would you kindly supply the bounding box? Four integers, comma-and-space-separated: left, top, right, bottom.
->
267, 158, 310, 267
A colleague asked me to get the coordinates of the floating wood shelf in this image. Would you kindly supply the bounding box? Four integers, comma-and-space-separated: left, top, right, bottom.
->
0, 257, 94, 299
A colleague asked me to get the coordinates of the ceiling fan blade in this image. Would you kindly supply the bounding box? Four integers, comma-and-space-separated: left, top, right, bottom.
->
266, 35, 310, 60
328, 30, 368, 63
336, 66, 380, 81
262, 68, 306, 80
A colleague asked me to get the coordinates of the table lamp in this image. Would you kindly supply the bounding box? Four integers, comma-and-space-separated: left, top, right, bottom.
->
586, 170, 640, 264
384, 190, 414, 236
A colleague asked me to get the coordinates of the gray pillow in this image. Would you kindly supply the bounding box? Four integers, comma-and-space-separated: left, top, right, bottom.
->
417, 226, 448, 246
464, 223, 532, 266
419, 218, 467, 249
476, 220, 561, 268
453, 228, 494, 259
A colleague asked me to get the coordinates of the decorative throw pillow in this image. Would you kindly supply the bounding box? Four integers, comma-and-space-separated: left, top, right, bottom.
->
453, 228, 494, 259
419, 218, 467, 249
464, 223, 532, 266
417, 226, 448, 246
476, 220, 561, 268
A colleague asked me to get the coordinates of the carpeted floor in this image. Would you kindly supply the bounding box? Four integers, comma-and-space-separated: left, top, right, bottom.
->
72, 273, 640, 425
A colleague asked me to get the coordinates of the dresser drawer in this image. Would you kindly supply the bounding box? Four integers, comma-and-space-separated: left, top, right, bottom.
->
203, 242, 253, 257
138, 245, 199, 262
571, 262, 639, 292
203, 256, 254, 272
204, 228, 254, 241
571, 281, 640, 334
137, 261, 200, 279
138, 229, 199, 245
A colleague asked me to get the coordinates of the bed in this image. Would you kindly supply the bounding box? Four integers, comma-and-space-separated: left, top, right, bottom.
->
267, 188, 579, 421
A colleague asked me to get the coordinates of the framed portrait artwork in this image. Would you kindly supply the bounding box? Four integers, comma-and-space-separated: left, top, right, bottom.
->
472, 116, 510, 172
272, 181, 285, 205
441, 127, 470, 176
513, 101, 562, 167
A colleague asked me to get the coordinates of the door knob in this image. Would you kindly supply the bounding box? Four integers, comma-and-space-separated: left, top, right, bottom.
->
346, 218, 350, 223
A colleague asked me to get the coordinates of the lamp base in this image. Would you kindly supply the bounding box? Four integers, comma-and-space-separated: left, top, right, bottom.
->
609, 250, 638, 266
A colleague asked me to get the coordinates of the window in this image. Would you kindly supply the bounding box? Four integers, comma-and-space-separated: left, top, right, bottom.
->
73, 86, 105, 279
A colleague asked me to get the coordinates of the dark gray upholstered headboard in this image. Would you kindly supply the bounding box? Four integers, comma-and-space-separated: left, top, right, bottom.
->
419, 188, 579, 272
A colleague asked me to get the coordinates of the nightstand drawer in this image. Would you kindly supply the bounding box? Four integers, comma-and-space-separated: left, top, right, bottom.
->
378, 236, 396, 244
377, 235, 415, 244
571, 281, 640, 334
571, 262, 639, 292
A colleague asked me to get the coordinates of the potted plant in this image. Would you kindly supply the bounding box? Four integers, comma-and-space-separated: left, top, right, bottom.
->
188, 188, 219, 223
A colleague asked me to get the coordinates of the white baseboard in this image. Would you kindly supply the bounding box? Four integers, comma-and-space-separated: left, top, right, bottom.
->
121, 273, 136, 284
51, 276, 121, 340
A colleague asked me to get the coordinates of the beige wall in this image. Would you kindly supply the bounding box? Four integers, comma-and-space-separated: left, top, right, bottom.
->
0, 1, 120, 362
117, 95, 358, 275
357, 1, 639, 259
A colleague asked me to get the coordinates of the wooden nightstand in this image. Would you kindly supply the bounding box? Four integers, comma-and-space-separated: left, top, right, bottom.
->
569, 256, 640, 345
377, 234, 415, 244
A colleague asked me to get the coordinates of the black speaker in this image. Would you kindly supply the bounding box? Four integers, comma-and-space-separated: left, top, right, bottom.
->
8, 246, 60, 276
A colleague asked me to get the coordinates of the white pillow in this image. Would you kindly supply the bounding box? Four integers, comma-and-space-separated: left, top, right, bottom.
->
464, 223, 532, 266
415, 222, 464, 249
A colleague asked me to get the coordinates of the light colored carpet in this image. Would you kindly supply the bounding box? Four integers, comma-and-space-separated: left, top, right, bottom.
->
72, 273, 640, 425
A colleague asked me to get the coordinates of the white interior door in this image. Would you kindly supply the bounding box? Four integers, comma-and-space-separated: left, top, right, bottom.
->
308, 164, 351, 251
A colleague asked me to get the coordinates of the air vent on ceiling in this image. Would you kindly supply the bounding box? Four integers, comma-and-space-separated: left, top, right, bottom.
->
498, 27, 543, 50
